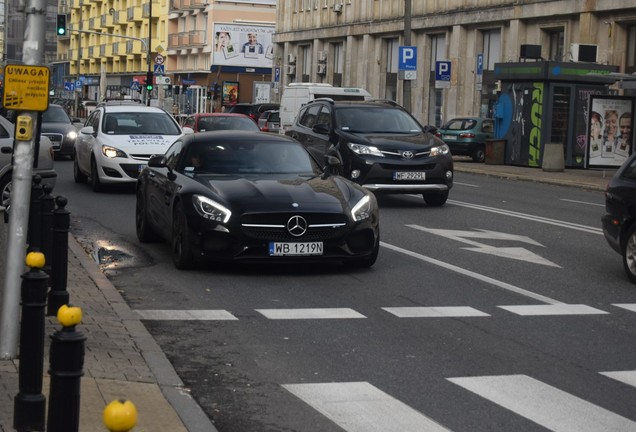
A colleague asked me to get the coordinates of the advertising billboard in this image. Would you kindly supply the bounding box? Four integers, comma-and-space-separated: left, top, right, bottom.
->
587, 96, 634, 168
213, 23, 274, 69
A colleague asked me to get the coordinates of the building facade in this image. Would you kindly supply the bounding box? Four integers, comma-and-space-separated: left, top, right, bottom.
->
272, 0, 636, 127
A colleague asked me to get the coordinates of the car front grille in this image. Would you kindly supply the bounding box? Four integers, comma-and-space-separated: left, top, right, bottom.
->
129, 154, 154, 162
241, 213, 349, 242
377, 162, 437, 171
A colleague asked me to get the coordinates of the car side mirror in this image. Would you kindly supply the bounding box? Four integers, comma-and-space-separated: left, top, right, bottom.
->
148, 154, 167, 168
321, 154, 341, 179
312, 124, 330, 135
79, 126, 95, 136
182, 127, 195, 135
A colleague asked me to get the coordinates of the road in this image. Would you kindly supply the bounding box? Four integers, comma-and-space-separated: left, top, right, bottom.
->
53, 159, 636, 432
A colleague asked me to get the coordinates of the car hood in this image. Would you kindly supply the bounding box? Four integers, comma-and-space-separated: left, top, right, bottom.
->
100, 133, 183, 153
194, 173, 362, 213
339, 131, 442, 149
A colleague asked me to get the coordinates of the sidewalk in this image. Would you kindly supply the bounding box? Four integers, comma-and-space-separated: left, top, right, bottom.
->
0, 160, 616, 431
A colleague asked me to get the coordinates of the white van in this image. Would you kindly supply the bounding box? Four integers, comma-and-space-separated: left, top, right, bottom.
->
279, 83, 372, 133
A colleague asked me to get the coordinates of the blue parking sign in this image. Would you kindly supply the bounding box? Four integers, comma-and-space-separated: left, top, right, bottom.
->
398, 46, 417, 71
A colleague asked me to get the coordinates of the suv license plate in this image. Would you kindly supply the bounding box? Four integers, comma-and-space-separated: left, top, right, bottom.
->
269, 242, 323, 256
394, 172, 426, 181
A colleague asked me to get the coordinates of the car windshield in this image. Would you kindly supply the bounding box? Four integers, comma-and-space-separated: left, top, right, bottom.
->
335, 106, 423, 133
42, 107, 71, 123
102, 112, 181, 135
181, 140, 317, 175
198, 116, 259, 132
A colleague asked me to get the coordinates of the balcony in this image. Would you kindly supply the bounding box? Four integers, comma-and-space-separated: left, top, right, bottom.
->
142, 1, 160, 19
127, 6, 143, 22
126, 40, 144, 55
89, 17, 97, 30
101, 14, 114, 29
188, 30, 206, 47
113, 10, 125, 25
168, 33, 180, 49
101, 44, 114, 58
88, 47, 95, 58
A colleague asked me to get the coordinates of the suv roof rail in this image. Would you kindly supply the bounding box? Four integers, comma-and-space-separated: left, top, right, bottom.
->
98, 98, 144, 107
367, 99, 400, 107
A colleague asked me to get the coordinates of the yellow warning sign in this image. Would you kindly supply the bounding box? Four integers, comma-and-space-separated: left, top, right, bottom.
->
3, 64, 50, 112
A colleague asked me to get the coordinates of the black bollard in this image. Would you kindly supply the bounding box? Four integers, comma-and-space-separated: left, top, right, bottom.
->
13, 252, 49, 432
40, 183, 55, 276
47, 305, 86, 432
48, 195, 70, 316
27, 174, 43, 253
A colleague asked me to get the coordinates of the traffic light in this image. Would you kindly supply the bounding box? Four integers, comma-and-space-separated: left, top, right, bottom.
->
145, 71, 154, 91
213, 83, 220, 100
56, 14, 67, 36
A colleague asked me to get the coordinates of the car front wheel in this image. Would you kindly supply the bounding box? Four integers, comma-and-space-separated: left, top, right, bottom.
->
0, 174, 11, 208
73, 151, 88, 183
90, 157, 104, 192
423, 190, 449, 207
472, 145, 486, 163
623, 224, 636, 284
136, 187, 160, 243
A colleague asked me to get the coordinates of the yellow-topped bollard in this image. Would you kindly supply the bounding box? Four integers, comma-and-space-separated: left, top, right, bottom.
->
25, 251, 46, 269
103, 399, 138, 432
56, 304, 83, 327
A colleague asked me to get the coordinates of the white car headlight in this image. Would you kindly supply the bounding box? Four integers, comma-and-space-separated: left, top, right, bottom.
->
101, 145, 127, 158
351, 194, 372, 222
67, 130, 78, 140
430, 143, 450, 157
347, 143, 384, 157
193, 195, 232, 223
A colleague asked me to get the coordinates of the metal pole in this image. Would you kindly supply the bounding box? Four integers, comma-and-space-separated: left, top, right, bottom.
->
74, 2, 82, 117
146, 0, 152, 106
402, 0, 412, 112
0, 0, 46, 359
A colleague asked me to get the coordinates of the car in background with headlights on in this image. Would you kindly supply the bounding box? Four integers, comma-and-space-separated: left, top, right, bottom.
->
602, 151, 636, 284
135, 131, 380, 269
285, 99, 453, 206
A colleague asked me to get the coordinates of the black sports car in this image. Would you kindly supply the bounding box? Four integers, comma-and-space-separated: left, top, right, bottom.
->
136, 131, 380, 269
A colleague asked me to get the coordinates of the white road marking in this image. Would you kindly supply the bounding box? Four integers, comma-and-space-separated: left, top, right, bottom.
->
560, 198, 604, 207
382, 306, 490, 318
448, 374, 636, 432
408, 226, 560, 267
381, 242, 564, 305
283, 382, 451, 432
134, 310, 238, 320
448, 199, 603, 235
612, 303, 636, 312
256, 308, 366, 319
453, 181, 481, 188
498, 304, 608, 316
600, 370, 636, 388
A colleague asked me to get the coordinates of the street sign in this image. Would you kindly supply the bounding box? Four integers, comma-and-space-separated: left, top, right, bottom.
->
154, 54, 165, 65
131, 80, 140, 91
156, 76, 171, 85
154, 64, 165, 75
64, 82, 75, 91
398, 46, 417, 70
435, 61, 451, 88
3, 64, 50, 111
274, 66, 281, 83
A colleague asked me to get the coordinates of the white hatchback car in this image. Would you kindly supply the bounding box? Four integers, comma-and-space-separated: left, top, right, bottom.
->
73, 102, 189, 191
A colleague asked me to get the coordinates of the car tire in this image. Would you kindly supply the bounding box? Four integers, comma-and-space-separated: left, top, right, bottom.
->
136, 186, 161, 243
172, 204, 196, 270
90, 157, 104, 192
622, 224, 636, 284
423, 190, 449, 207
472, 145, 486, 163
73, 152, 88, 183
350, 234, 380, 268
0, 173, 11, 208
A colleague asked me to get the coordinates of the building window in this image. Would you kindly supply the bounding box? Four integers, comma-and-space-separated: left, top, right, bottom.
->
548, 29, 565, 61
334, 42, 343, 74
302, 45, 311, 79
628, 25, 636, 74
386, 38, 398, 73
482, 29, 501, 70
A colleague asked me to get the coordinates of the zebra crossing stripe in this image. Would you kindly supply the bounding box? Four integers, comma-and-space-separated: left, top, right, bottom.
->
448, 374, 636, 431
282, 382, 451, 432
382, 306, 490, 318
612, 304, 636, 312
498, 304, 608, 316
600, 370, 636, 388
134, 310, 238, 320
256, 308, 366, 319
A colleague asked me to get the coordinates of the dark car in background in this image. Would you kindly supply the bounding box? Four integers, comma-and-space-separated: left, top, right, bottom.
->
182, 113, 259, 132
602, 152, 636, 283
136, 131, 379, 269
437, 117, 494, 162
226, 103, 280, 123
285, 99, 453, 206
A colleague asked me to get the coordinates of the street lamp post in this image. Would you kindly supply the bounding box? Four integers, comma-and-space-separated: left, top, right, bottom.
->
402, 0, 412, 112
147, 0, 152, 106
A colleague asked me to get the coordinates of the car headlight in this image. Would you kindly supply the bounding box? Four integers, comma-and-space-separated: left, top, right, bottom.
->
347, 143, 384, 157
430, 143, 450, 157
67, 130, 78, 140
101, 145, 127, 158
193, 195, 232, 223
351, 194, 372, 222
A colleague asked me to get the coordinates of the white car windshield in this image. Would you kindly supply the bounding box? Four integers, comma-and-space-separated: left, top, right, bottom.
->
103, 112, 181, 135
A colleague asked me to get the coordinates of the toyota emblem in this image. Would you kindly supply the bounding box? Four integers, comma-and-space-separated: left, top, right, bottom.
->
286, 215, 308, 237
402, 151, 414, 159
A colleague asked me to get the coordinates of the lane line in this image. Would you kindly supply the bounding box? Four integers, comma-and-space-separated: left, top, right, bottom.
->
498, 304, 608, 316
256, 308, 366, 319
448, 374, 636, 432
283, 382, 451, 432
560, 198, 604, 207
135, 310, 238, 320
612, 303, 636, 312
382, 306, 490, 318
380, 241, 564, 305
447, 199, 602, 234
600, 371, 636, 388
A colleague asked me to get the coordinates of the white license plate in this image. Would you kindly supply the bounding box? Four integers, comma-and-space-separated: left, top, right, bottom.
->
442, 135, 454, 140
269, 242, 323, 256
394, 172, 426, 181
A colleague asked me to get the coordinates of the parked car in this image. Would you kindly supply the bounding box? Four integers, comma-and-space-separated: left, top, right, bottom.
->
225, 103, 279, 123
135, 130, 380, 269
0, 115, 57, 208
285, 99, 453, 206
73, 103, 190, 192
602, 151, 636, 283
182, 113, 259, 132
436, 117, 494, 162
257, 110, 280, 133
